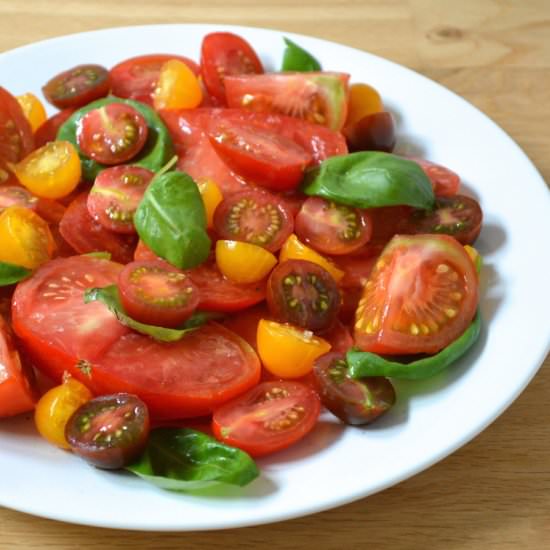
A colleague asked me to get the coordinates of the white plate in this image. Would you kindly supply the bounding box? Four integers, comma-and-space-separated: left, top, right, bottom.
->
1, 24, 549, 531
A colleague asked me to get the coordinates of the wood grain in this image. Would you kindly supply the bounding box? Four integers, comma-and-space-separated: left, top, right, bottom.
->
0, 1, 549, 548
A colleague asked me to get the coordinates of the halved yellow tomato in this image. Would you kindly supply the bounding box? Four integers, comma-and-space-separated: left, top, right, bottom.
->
216, 240, 277, 284
197, 179, 223, 228
345, 83, 384, 127
17, 93, 48, 133
153, 59, 203, 110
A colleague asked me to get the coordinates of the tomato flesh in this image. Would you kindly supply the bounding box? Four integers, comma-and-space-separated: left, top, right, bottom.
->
212, 380, 320, 457
0, 185, 38, 214
408, 157, 461, 197
77, 103, 148, 165
354, 234, 479, 355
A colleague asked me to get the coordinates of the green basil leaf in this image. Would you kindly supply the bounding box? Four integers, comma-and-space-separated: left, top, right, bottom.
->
134, 171, 211, 269
126, 428, 259, 491
57, 97, 174, 181
302, 152, 435, 209
346, 311, 481, 380
84, 285, 220, 342
282, 37, 322, 72
0, 261, 32, 286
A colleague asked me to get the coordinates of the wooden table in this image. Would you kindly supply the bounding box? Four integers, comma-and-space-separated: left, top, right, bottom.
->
0, 1, 549, 548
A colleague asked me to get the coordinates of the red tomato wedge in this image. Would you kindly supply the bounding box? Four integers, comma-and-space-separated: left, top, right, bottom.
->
0, 315, 36, 417
35, 108, 75, 148
201, 32, 264, 104
408, 157, 461, 197
354, 234, 479, 355
224, 72, 350, 131
12, 255, 261, 419
212, 380, 321, 457
110, 54, 200, 106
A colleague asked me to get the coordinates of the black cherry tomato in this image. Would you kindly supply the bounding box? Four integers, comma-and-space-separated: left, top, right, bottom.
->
343, 111, 396, 153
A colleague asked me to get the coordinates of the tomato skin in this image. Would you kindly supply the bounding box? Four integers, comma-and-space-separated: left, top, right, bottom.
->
35, 109, 75, 148
153, 59, 203, 110
408, 157, 460, 197
221, 303, 270, 353
215, 240, 277, 284
59, 193, 137, 264
110, 54, 200, 106
343, 111, 396, 153
42, 64, 110, 109
354, 234, 479, 355
201, 32, 264, 104
212, 380, 321, 457
0, 185, 38, 214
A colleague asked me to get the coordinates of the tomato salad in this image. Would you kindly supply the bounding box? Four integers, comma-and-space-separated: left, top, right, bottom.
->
0, 33, 482, 491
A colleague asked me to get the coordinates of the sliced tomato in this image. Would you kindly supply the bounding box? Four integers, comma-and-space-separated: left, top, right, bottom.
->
406, 194, 483, 245
110, 54, 200, 106
187, 258, 266, 313
225, 72, 350, 131
408, 157, 461, 197
42, 64, 110, 109
12, 255, 261, 419
213, 188, 294, 252
34, 108, 75, 148
77, 103, 148, 165
295, 197, 373, 255
201, 32, 263, 104
221, 303, 270, 353
0, 87, 34, 184
212, 380, 320, 457
134, 239, 159, 262
0, 315, 36, 417
118, 260, 199, 327
59, 193, 137, 264
354, 234, 479, 355
208, 118, 311, 191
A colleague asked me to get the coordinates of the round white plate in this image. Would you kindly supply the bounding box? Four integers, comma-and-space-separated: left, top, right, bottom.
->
1, 24, 549, 531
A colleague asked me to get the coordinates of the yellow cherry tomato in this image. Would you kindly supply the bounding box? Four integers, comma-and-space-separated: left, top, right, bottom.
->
34, 377, 93, 449
0, 206, 55, 269
12, 141, 81, 199
16, 93, 47, 133
257, 319, 332, 378
197, 179, 223, 228
153, 59, 203, 110
464, 245, 482, 273
345, 83, 384, 127
279, 234, 344, 282
216, 240, 277, 284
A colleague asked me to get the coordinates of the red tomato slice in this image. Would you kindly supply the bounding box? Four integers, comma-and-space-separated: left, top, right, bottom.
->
224, 72, 350, 131
134, 239, 159, 261
77, 103, 148, 165
354, 234, 479, 355
201, 32, 264, 104
35, 108, 75, 148
110, 54, 200, 106
212, 380, 320, 457
59, 193, 137, 264
187, 258, 266, 313
0, 315, 36, 417
0, 87, 34, 184
408, 157, 461, 197
208, 118, 311, 191
42, 64, 110, 109
221, 303, 270, 353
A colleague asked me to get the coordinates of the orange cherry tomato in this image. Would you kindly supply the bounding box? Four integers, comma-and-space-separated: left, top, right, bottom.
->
345, 83, 384, 127
12, 141, 81, 199
257, 319, 331, 378
34, 376, 93, 449
216, 240, 277, 284
279, 234, 344, 282
153, 59, 203, 110
0, 206, 55, 269
197, 178, 223, 228
16, 93, 47, 133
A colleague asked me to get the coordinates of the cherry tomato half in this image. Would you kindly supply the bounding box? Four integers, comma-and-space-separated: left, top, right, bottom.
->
343, 111, 396, 153
408, 157, 461, 197
65, 393, 150, 469
201, 32, 264, 104
87, 165, 154, 234
212, 380, 320, 457
153, 59, 203, 110
77, 103, 148, 166
213, 188, 294, 252
118, 260, 199, 328
42, 64, 110, 109
295, 197, 373, 255
0, 185, 38, 214
267, 259, 341, 333
215, 240, 277, 284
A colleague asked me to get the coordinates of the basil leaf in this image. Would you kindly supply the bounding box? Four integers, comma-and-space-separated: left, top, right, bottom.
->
302, 152, 435, 209
0, 261, 32, 286
126, 428, 259, 491
134, 171, 211, 269
346, 311, 481, 380
84, 285, 220, 342
282, 37, 321, 72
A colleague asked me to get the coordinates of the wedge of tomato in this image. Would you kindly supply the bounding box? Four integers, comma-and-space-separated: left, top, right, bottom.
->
354, 234, 478, 355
